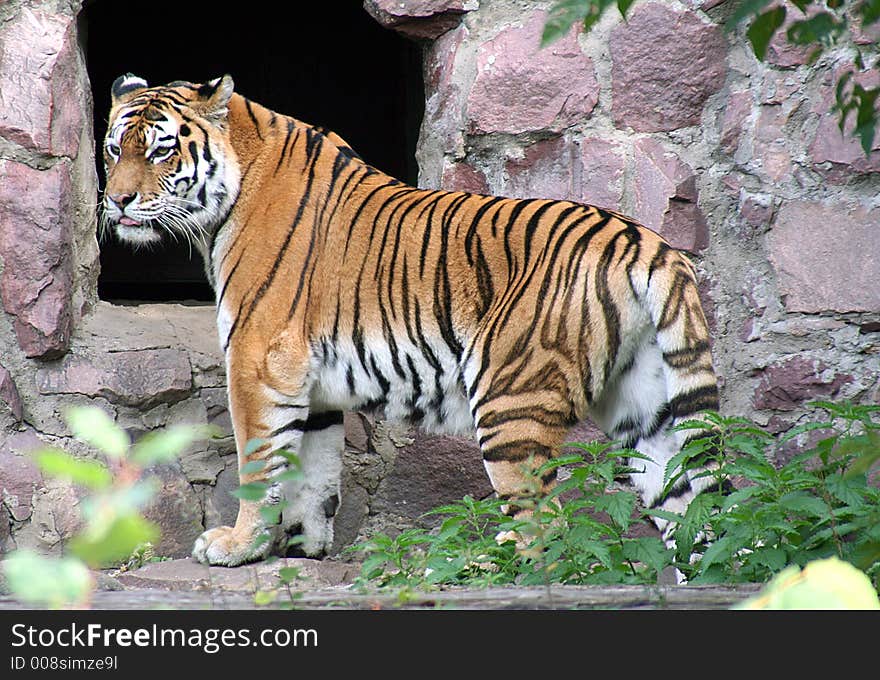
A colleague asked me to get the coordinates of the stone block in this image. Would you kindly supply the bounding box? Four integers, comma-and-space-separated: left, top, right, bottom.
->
0, 160, 73, 358
631, 139, 709, 252
364, 0, 477, 39
0, 363, 23, 422
442, 160, 490, 193
769, 201, 880, 313
505, 136, 576, 201
467, 10, 598, 135
372, 431, 492, 520
36, 349, 193, 407
610, 3, 727, 132
0, 8, 83, 158
579, 137, 625, 210
753, 357, 853, 411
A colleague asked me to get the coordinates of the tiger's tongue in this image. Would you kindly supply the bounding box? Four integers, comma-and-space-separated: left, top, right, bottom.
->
119, 217, 141, 226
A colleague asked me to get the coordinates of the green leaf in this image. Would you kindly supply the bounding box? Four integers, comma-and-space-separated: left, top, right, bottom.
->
778, 491, 829, 518
699, 535, 737, 571
260, 504, 283, 525
859, 0, 880, 26
278, 566, 302, 585
853, 84, 879, 156
786, 12, 844, 46
244, 438, 267, 456
644, 507, 684, 525
273, 469, 304, 483
594, 491, 635, 530
721, 486, 758, 512
622, 537, 670, 576
240, 460, 267, 475
724, 0, 774, 30
253, 590, 277, 606
232, 481, 270, 501
542, 0, 614, 47
69, 513, 159, 568
747, 6, 787, 61
749, 546, 789, 572
2, 550, 94, 608
826, 473, 865, 508
33, 448, 111, 489
616, 0, 636, 19
66, 406, 129, 458
130, 424, 215, 466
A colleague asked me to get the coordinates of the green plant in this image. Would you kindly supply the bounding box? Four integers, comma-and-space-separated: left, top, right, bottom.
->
2, 406, 213, 608
658, 401, 880, 587
543, 0, 879, 154
352, 401, 880, 594
351, 443, 674, 589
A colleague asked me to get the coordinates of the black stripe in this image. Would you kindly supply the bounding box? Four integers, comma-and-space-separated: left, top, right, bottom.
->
244, 99, 263, 139
482, 440, 553, 463
668, 385, 720, 419
271, 411, 344, 437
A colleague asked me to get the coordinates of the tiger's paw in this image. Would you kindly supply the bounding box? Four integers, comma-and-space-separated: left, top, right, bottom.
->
192, 525, 274, 566
495, 529, 543, 560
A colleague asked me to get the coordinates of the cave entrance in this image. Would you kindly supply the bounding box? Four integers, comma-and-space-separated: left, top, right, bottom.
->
82, 1, 424, 303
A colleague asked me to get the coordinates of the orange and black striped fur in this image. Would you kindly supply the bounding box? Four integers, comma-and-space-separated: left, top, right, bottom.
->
102, 75, 720, 566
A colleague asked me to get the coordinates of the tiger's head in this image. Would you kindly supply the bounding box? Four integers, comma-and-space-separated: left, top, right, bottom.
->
101, 74, 241, 249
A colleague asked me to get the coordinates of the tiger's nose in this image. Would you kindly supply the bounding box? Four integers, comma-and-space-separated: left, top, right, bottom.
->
108, 192, 137, 208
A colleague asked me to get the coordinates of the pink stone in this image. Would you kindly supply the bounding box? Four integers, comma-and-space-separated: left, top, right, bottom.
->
631, 139, 709, 252
754, 104, 793, 182
422, 26, 468, 157
364, 0, 476, 39
0, 160, 73, 358
769, 201, 880, 313
720, 90, 753, 154
579, 137, 625, 210
505, 136, 576, 201
0, 363, 23, 422
753, 357, 853, 411
0, 8, 82, 158
467, 11, 598, 134
373, 432, 493, 519
809, 68, 880, 181
766, 3, 817, 68
0, 430, 44, 521
740, 193, 774, 230
503, 136, 625, 209
442, 161, 489, 193
36, 349, 193, 406
610, 3, 727, 132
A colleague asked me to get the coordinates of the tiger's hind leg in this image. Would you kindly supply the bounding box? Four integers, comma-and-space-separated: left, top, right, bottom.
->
590, 332, 722, 560
468, 371, 576, 549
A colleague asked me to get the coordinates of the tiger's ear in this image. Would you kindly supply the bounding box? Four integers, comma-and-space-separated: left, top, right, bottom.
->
111, 74, 148, 105
192, 75, 235, 124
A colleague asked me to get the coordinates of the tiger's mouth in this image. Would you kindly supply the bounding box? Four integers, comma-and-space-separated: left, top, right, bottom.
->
113, 219, 162, 245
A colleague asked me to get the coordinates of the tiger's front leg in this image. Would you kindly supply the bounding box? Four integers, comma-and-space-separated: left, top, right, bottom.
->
192, 337, 341, 566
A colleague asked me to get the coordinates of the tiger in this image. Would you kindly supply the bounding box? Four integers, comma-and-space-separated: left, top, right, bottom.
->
101, 74, 722, 568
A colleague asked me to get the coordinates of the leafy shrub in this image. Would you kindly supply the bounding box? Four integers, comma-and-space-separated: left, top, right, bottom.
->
2, 406, 213, 608
352, 401, 880, 594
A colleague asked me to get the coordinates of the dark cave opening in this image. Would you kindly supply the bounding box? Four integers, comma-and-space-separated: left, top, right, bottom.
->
82, 1, 424, 303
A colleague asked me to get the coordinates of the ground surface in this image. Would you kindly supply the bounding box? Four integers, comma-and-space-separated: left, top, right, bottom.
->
0, 558, 760, 610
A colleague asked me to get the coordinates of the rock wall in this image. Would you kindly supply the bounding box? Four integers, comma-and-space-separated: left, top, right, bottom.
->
0, 0, 878, 560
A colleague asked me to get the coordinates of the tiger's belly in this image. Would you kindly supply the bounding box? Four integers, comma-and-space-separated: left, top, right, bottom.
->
309, 335, 475, 436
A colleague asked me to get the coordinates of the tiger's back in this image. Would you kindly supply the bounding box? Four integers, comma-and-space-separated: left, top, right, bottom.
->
102, 75, 719, 567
